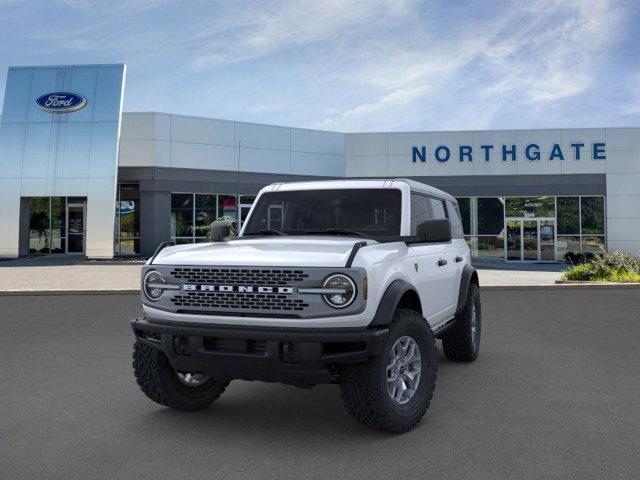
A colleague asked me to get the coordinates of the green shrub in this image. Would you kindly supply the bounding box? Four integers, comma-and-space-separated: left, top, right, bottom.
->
563, 250, 640, 282
594, 250, 640, 273
608, 270, 640, 283
563, 263, 596, 281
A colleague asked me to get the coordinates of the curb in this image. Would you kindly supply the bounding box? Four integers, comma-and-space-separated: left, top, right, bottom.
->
484, 283, 640, 290
0, 289, 140, 296
76, 261, 147, 265
2, 283, 640, 296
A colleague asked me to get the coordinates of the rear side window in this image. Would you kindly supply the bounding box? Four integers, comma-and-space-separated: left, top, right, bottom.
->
410, 193, 431, 235
429, 198, 447, 219
446, 199, 464, 239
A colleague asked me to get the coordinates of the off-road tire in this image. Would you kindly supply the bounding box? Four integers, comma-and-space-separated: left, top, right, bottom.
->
338, 309, 437, 433
442, 283, 481, 362
133, 341, 229, 411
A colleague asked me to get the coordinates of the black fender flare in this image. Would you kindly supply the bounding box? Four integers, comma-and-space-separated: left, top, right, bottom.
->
370, 279, 420, 327
455, 264, 479, 316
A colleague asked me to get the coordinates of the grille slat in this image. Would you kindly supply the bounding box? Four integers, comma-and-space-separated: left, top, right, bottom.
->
171, 292, 309, 311
168, 267, 311, 313
170, 267, 308, 286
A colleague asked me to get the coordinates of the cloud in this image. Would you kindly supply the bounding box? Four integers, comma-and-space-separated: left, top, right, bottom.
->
313, 0, 625, 131
0, 0, 633, 131
190, 0, 412, 69
483, 0, 621, 102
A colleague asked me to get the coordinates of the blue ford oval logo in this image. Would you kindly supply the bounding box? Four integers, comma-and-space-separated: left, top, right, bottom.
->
35, 92, 87, 114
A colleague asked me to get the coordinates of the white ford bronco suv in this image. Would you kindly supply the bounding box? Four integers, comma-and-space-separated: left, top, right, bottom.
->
131, 179, 480, 432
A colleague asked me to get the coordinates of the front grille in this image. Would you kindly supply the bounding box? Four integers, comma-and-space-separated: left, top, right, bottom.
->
170, 292, 309, 311
170, 267, 309, 286
149, 265, 364, 318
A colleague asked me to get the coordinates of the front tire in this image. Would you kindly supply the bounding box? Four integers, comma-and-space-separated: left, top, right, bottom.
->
132, 341, 229, 411
442, 283, 481, 362
338, 309, 437, 433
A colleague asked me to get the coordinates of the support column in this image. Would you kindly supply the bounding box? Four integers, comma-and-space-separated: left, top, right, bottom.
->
139, 189, 172, 257
18, 197, 31, 256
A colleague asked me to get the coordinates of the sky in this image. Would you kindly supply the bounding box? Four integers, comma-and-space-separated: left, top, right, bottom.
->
0, 0, 639, 132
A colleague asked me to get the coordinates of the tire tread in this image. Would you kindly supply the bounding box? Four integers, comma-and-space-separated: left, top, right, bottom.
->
132, 341, 228, 411
442, 283, 480, 362
339, 309, 437, 433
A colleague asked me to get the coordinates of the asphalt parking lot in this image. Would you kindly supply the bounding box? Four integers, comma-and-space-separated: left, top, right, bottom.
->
1, 289, 639, 480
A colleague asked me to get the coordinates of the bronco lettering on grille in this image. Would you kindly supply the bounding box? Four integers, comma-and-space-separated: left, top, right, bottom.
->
182, 285, 294, 294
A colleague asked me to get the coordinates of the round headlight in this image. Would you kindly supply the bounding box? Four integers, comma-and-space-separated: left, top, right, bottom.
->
143, 270, 165, 301
322, 274, 356, 308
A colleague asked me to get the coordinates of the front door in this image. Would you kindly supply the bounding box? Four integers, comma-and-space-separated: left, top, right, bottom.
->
522, 220, 538, 261
539, 220, 555, 261
505, 219, 555, 261
66, 203, 86, 254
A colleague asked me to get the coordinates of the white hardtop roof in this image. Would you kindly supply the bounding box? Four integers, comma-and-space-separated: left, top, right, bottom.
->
264, 178, 455, 202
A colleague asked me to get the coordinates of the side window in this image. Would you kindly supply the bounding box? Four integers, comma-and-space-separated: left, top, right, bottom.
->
410, 193, 431, 234
446, 199, 464, 238
429, 197, 447, 219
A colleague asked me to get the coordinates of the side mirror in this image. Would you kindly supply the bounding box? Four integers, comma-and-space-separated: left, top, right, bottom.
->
416, 219, 452, 243
209, 221, 231, 242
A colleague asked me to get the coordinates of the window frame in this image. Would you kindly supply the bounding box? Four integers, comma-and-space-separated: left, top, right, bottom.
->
409, 192, 433, 235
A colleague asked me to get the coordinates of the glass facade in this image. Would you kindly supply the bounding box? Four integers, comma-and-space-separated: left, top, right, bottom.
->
505, 196, 555, 218
170, 193, 255, 244
27, 197, 86, 255
114, 184, 140, 255
454, 195, 606, 261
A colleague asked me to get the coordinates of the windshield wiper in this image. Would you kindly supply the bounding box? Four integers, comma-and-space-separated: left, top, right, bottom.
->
244, 229, 287, 236
300, 228, 370, 238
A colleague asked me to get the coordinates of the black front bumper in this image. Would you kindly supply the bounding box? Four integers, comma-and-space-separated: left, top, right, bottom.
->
131, 318, 389, 387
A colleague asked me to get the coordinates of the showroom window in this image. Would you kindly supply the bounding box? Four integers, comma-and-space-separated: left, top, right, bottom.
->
505, 196, 555, 218
240, 195, 256, 225
476, 197, 505, 258
171, 193, 252, 244
455, 198, 471, 235
114, 184, 140, 255
580, 196, 606, 254
455, 197, 472, 249
28, 197, 65, 254
441, 195, 605, 261
27, 196, 87, 255
557, 197, 580, 259
556, 196, 606, 257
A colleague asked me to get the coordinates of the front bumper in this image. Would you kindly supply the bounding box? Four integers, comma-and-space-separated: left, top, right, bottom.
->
131, 317, 389, 387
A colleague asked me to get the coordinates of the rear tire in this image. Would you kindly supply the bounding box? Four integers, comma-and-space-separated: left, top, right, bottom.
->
442, 283, 481, 362
132, 341, 229, 411
338, 309, 437, 433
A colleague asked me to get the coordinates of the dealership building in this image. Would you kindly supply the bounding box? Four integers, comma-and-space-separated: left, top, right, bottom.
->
1, 63, 639, 261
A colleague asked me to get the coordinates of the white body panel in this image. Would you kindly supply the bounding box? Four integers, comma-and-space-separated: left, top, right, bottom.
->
153, 236, 365, 268
145, 237, 469, 329
145, 179, 470, 330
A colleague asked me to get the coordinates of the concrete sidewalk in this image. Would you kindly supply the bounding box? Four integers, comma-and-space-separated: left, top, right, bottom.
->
0, 256, 141, 294
0, 256, 566, 293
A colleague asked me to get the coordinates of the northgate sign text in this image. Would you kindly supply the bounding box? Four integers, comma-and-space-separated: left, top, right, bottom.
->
412, 142, 606, 163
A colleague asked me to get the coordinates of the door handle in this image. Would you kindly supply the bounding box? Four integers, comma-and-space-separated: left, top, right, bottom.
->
437, 259, 447, 267
455, 256, 464, 263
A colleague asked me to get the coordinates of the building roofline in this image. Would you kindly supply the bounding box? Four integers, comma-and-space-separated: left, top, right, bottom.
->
122, 111, 344, 135
8, 63, 125, 70
123, 112, 639, 135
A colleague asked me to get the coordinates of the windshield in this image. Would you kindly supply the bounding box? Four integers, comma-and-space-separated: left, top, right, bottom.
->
242, 189, 402, 237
